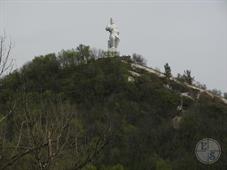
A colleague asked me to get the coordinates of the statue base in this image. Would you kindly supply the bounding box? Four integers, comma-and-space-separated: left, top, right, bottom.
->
106, 47, 119, 57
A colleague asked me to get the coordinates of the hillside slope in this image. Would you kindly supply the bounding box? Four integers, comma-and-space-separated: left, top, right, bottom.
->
0, 49, 227, 170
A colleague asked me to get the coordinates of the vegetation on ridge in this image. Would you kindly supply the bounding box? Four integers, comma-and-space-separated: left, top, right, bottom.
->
0, 44, 227, 170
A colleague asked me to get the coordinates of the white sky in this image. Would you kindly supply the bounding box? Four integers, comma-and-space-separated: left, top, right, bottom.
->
0, 0, 227, 92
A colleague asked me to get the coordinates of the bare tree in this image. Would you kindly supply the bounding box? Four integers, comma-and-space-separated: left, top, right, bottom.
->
210, 89, 222, 97
132, 53, 146, 66
0, 94, 111, 170
0, 34, 14, 77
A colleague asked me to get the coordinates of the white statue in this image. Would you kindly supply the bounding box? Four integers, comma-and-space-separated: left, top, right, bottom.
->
105, 18, 120, 52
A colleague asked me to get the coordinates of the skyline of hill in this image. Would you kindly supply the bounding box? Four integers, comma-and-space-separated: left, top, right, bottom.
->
0, 46, 227, 169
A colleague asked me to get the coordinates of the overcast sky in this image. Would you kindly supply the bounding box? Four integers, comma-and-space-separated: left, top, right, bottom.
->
0, 0, 227, 92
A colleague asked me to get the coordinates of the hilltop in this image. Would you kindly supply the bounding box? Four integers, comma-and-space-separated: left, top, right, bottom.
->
0, 46, 227, 170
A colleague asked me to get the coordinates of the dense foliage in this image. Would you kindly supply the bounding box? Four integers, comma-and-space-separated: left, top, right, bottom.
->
0, 46, 227, 170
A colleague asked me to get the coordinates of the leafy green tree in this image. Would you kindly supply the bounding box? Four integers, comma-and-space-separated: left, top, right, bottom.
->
156, 159, 172, 170
76, 44, 91, 63
58, 49, 80, 67
164, 63, 171, 79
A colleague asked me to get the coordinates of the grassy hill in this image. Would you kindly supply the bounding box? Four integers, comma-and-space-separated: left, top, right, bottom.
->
0, 46, 227, 170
